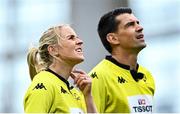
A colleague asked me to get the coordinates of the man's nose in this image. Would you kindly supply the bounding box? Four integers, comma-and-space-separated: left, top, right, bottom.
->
136, 25, 143, 32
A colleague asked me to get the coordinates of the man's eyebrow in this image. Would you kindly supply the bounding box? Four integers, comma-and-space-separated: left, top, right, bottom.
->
124, 20, 139, 28
124, 21, 134, 27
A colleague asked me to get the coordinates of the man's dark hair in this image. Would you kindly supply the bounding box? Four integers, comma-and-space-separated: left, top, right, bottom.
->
97, 7, 132, 53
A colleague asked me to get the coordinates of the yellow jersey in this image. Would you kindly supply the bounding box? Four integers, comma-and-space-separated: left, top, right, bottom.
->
24, 69, 86, 113
89, 56, 155, 113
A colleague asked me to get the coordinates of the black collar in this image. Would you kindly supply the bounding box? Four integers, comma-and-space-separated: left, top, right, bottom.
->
105, 55, 139, 70
46, 69, 72, 90
105, 55, 143, 81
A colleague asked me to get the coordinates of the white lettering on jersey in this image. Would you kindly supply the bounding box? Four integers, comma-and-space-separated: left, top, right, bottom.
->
127, 95, 153, 113
70, 108, 84, 114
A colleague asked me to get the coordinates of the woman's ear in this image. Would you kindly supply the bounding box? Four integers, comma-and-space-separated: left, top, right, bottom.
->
48, 45, 59, 57
106, 33, 119, 45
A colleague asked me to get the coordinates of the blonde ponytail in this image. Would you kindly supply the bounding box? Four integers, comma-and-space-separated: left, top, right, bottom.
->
27, 48, 38, 80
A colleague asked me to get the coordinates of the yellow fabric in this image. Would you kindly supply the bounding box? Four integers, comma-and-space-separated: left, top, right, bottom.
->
89, 59, 155, 113
24, 71, 86, 113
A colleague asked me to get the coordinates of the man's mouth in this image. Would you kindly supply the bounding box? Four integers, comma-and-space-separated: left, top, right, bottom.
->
136, 34, 144, 39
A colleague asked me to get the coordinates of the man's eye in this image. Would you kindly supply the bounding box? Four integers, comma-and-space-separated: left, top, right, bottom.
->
128, 22, 135, 26
137, 21, 140, 24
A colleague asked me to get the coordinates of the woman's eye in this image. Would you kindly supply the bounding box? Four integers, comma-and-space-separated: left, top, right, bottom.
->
68, 35, 75, 40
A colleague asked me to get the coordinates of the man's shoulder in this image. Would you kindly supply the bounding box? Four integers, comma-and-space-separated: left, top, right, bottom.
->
88, 59, 113, 80
138, 65, 151, 73
138, 65, 155, 83
89, 59, 110, 72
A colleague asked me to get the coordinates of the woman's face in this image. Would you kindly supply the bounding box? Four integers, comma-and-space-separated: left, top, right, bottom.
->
56, 25, 84, 65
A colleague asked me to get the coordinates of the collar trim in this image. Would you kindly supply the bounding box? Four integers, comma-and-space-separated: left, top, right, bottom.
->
46, 69, 71, 89
105, 55, 139, 70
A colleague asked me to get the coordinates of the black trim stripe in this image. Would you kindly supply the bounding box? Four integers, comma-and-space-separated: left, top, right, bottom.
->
105, 55, 139, 70
105, 55, 144, 82
46, 69, 72, 90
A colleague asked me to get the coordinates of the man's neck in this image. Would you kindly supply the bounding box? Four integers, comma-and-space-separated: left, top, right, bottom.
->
112, 51, 138, 70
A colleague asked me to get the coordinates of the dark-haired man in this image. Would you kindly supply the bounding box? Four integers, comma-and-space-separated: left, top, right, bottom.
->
89, 7, 155, 113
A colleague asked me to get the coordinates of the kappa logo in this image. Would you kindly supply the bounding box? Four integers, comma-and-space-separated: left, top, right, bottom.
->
61, 86, 68, 94
90, 72, 98, 79
118, 76, 127, 84
33, 83, 47, 90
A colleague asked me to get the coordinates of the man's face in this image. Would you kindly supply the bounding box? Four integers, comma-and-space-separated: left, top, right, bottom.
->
114, 13, 146, 52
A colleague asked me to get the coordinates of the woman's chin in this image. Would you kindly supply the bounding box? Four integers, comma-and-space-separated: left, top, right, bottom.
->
72, 57, 84, 65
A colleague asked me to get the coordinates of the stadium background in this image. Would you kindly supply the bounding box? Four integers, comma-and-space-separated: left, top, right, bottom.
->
0, 0, 180, 112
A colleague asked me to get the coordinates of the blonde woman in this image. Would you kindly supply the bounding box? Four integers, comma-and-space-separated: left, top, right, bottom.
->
24, 25, 97, 113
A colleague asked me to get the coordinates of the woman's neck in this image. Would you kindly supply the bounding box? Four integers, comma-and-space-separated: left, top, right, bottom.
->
49, 62, 74, 80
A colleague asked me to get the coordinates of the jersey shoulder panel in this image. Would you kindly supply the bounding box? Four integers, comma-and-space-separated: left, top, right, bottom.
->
138, 65, 155, 95
24, 71, 56, 112
89, 59, 113, 78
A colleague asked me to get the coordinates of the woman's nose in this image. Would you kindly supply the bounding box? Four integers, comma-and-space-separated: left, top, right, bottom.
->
76, 38, 83, 45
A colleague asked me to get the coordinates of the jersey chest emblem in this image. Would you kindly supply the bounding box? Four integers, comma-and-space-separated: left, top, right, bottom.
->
73, 93, 80, 100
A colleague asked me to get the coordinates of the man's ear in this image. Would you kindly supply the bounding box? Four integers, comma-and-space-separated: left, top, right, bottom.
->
48, 45, 59, 57
106, 33, 119, 45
